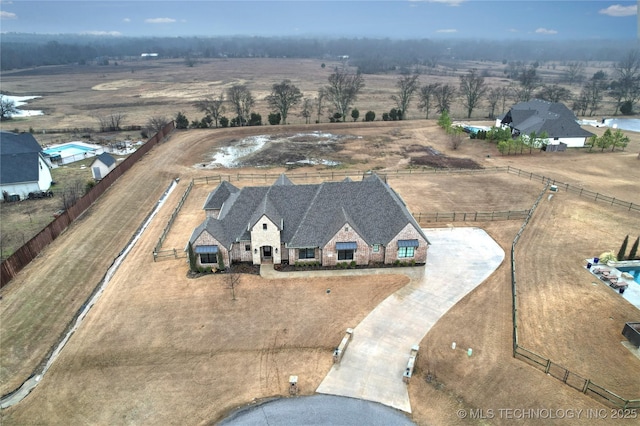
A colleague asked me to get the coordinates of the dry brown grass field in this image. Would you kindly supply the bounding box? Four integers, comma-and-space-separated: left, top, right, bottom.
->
1, 59, 640, 425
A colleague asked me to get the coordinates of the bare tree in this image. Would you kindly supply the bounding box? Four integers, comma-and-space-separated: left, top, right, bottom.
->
564, 62, 585, 85
300, 98, 313, 124
0, 96, 18, 121
486, 88, 501, 119
315, 88, 326, 123
514, 65, 542, 102
146, 115, 169, 134
459, 69, 487, 119
535, 84, 572, 103
59, 178, 86, 210
417, 83, 439, 119
96, 112, 126, 132
448, 126, 465, 150
583, 80, 604, 116
498, 85, 513, 115
324, 68, 365, 122
194, 94, 226, 128
611, 49, 640, 114
227, 85, 255, 126
434, 84, 456, 114
391, 73, 420, 119
225, 265, 241, 301
266, 79, 303, 125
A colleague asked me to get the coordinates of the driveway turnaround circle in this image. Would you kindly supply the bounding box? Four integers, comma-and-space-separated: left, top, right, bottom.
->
219, 394, 415, 425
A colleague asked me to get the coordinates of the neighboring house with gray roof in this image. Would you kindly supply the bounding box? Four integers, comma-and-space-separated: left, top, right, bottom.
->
188, 174, 429, 269
90, 152, 116, 181
498, 99, 594, 148
0, 131, 53, 201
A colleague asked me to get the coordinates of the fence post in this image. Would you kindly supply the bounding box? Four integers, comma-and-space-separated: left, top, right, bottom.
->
595, 193, 599, 201
583, 379, 590, 394
173, 248, 177, 259
474, 212, 477, 221
544, 359, 551, 374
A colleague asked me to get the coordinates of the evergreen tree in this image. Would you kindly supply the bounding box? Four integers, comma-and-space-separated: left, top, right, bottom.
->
187, 242, 197, 272
617, 235, 629, 262
175, 111, 189, 129
628, 236, 639, 260
437, 110, 451, 130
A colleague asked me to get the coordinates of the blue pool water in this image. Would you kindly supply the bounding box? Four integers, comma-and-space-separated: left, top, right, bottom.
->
618, 266, 640, 284
463, 125, 491, 134
43, 143, 97, 157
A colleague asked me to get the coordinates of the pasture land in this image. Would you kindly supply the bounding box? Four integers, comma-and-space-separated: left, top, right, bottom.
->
1, 58, 639, 425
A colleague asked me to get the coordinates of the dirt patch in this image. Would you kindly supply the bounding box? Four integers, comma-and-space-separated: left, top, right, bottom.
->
196, 132, 355, 169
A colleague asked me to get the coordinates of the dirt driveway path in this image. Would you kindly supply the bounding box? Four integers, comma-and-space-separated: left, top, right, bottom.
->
316, 227, 504, 413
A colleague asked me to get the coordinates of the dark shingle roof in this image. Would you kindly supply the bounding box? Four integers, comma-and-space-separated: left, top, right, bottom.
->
93, 152, 116, 167
192, 174, 429, 249
202, 180, 239, 210
502, 99, 594, 138
0, 131, 43, 185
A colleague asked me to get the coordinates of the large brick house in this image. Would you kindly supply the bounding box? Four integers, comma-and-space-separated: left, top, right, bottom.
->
187, 174, 429, 268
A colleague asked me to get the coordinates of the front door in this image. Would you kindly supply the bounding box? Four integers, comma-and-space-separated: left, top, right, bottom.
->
262, 246, 272, 259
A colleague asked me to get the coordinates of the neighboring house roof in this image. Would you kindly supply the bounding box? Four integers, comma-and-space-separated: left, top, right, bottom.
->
0, 131, 44, 185
191, 174, 429, 249
502, 99, 594, 138
92, 152, 116, 168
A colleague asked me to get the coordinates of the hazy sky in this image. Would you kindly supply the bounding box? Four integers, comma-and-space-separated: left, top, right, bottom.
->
0, 0, 637, 39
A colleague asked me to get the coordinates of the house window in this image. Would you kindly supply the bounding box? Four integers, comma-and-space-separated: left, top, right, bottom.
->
245, 244, 251, 251
345, 226, 349, 231
263, 223, 268, 230
338, 250, 354, 260
398, 247, 415, 258
398, 239, 418, 258
554, 137, 559, 140
200, 253, 217, 263
299, 248, 315, 259
195, 245, 218, 263
373, 244, 380, 252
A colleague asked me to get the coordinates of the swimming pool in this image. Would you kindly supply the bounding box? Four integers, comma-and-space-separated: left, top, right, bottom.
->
463, 125, 491, 134
43, 143, 97, 156
42, 142, 103, 165
618, 266, 640, 284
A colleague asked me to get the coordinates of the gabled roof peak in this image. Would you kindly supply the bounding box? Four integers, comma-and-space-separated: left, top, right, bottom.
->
273, 174, 294, 186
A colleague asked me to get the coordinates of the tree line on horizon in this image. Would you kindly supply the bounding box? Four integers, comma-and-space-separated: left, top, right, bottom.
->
1, 34, 638, 72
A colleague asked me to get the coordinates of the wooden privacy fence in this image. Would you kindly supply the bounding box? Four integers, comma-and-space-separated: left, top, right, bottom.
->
0, 121, 175, 287
510, 182, 640, 409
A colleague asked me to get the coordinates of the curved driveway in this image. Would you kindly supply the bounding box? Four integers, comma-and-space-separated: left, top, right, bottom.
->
316, 227, 504, 413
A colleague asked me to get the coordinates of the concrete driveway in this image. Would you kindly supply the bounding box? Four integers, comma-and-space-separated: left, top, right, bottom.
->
316, 227, 504, 413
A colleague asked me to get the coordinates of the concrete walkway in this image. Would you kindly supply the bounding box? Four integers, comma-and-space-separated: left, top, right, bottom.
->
313, 227, 504, 413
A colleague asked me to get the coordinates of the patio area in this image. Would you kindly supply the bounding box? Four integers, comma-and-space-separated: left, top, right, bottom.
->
586, 260, 640, 310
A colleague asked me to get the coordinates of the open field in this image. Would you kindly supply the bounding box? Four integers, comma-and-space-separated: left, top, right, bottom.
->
1, 119, 639, 425
1, 58, 640, 425
0, 57, 626, 136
